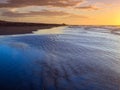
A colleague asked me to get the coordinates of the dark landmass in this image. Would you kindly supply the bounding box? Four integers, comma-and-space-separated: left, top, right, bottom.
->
0, 20, 66, 35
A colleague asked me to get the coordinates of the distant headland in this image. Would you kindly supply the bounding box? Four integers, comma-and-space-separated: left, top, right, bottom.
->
0, 20, 66, 35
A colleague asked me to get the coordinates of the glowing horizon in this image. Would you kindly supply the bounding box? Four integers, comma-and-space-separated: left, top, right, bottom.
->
0, 0, 120, 25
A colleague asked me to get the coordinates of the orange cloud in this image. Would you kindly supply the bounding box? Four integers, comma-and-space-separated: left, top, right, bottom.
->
1, 9, 70, 17
0, 0, 84, 8
76, 5, 99, 10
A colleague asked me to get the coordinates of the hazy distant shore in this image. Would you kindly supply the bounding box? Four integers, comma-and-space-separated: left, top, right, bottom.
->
0, 20, 66, 35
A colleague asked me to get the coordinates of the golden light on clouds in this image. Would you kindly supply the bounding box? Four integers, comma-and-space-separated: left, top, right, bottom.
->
0, 0, 120, 25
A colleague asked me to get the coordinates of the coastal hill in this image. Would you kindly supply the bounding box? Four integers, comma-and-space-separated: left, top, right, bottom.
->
0, 20, 7, 23
0, 20, 66, 35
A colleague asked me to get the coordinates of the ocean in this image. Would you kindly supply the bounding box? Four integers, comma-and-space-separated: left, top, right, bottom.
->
0, 26, 120, 90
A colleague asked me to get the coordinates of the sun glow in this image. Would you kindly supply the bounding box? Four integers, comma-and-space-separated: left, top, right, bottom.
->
0, 0, 120, 25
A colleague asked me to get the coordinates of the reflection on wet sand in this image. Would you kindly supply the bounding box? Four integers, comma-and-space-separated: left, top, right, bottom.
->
33, 26, 66, 35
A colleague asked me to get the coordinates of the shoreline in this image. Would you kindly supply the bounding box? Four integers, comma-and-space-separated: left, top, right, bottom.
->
0, 20, 66, 35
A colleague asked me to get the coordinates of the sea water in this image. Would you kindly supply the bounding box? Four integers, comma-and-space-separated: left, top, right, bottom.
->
0, 26, 120, 90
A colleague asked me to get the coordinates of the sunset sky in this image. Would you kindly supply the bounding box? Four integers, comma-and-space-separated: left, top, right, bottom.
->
0, 0, 120, 25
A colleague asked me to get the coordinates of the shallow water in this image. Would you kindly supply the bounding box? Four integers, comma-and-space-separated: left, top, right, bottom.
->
0, 26, 120, 90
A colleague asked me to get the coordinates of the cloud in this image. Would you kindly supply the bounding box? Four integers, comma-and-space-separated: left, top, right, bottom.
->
0, 7, 88, 20
67, 14, 89, 19
76, 5, 99, 10
0, 0, 99, 21
0, 0, 8, 3
0, 0, 84, 8
0, 0, 100, 17
1, 9, 69, 17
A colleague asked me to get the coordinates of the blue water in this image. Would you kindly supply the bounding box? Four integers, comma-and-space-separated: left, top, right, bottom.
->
0, 26, 120, 90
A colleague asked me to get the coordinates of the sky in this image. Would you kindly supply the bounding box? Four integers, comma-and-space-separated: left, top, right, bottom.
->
0, 0, 120, 25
